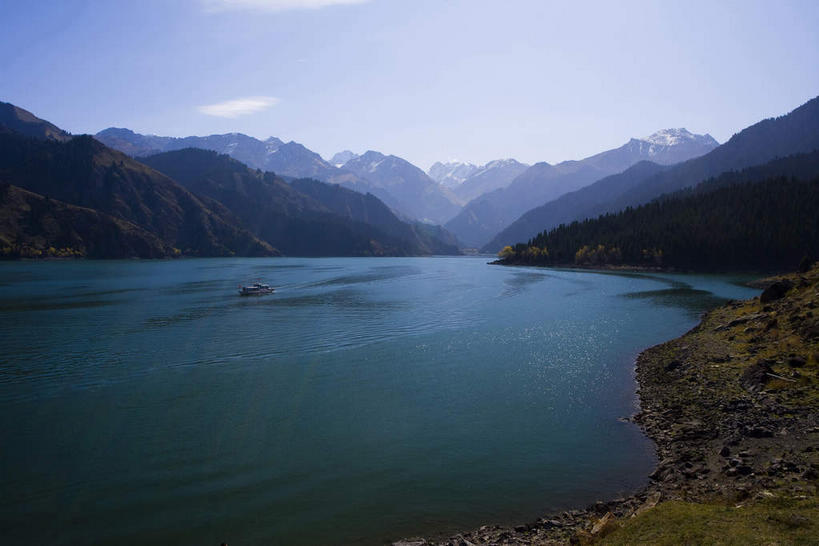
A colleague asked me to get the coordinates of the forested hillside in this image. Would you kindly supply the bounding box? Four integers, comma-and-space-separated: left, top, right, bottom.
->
497, 152, 819, 271
141, 148, 459, 256
0, 132, 273, 258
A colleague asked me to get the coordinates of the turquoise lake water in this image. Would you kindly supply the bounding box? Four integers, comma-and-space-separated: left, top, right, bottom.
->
0, 257, 759, 545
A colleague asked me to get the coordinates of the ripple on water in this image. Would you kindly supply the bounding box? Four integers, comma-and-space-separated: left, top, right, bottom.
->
0, 258, 761, 546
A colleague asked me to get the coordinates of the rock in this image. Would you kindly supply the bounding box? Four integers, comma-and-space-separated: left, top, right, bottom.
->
765, 318, 779, 330
590, 512, 618, 538
744, 425, 774, 438
665, 359, 681, 372
787, 356, 806, 367
800, 323, 819, 339
590, 501, 609, 515
719, 446, 731, 457
393, 540, 428, 546
740, 360, 773, 392
760, 280, 794, 303
571, 530, 593, 545
633, 492, 661, 517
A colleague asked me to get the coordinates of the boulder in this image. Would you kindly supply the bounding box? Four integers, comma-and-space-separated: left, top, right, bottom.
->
590, 512, 619, 538
760, 280, 793, 303
740, 360, 773, 392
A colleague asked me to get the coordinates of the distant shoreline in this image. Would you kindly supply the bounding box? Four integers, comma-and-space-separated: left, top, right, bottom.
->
489, 258, 787, 279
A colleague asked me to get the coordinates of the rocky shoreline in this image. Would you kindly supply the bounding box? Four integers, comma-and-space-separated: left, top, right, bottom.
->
395, 266, 819, 545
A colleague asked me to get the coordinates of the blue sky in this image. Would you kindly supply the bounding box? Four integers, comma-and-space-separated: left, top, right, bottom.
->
2, 0, 818, 169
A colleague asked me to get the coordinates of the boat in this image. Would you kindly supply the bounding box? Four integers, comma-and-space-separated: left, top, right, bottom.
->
238, 282, 275, 296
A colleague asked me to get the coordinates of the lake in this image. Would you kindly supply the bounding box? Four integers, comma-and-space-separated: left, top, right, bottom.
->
0, 257, 759, 545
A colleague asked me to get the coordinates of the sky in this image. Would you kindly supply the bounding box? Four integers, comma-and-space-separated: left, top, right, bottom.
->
1, 0, 818, 169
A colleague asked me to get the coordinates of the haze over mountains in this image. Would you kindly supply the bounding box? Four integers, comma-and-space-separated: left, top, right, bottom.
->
428, 159, 531, 205
95, 122, 726, 252
499, 149, 819, 271
3, 94, 818, 261
428, 161, 480, 188
485, 96, 819, 252
444, 129, 719, 248
96, 129, 461, 225
97, 123, 719, 252
0, 102, 459, 258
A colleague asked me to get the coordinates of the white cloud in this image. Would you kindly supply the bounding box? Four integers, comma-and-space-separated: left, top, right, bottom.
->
197, 96, 280, 118
202, 0, 372, 12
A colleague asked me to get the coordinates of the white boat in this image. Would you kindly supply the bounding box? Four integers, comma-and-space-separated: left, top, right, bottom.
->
238, 282, 275, 296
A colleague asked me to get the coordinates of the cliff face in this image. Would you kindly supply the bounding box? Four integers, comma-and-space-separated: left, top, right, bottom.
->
399, 265, 819, 545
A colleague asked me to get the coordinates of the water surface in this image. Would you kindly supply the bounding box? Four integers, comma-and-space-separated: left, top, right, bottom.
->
0, 257, 758, 544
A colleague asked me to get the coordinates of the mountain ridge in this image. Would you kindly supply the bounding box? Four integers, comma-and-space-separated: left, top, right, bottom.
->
445, 128, 718, 248
484, 95, 819, 252
140, 148, 460, 256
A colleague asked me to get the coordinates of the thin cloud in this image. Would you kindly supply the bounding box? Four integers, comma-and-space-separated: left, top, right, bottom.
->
202, 0, 372, 12
197, 96, 280, 118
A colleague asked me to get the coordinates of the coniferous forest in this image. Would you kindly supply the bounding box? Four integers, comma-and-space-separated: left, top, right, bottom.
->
497, 152, 819, 271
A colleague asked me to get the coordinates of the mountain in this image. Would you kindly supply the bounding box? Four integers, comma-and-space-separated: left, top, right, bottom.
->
428, 161, 479, 188
497, 150, 819, 271
0, 183, 169, 258
485, 95, 819, 252
0, 132, 273, 257
95, 128, 282, 168
451, 158, 530, 204
341, 151, 461, 224
484, 161, 670, 251
330, 150, 358, 167
603, 96, 819, 211
446, 129, 718, 248
0, 102, 72, 142
141, 148, 459, 256
261, 140, 344, 181
289, 178, 459, 255
582, 128, 718, 171
97, 128, 453, 223
96, 127, 356, 182
445, 160, 609, 248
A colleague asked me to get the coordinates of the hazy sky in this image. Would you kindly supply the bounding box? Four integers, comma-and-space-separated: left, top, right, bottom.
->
2, 0, 818, 169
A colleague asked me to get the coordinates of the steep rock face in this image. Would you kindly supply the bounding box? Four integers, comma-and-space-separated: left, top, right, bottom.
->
0, 132, 272, 257
428, 161, 478, 188
446, 128, 718, 248
342, 151, 461, 225
451, 158, 530, 204
330, 150, 358, 167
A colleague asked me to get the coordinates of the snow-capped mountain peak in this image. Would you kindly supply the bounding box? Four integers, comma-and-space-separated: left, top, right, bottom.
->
640, 128, 717, 147
428, 160, 479, 188
330, 150, 359, 167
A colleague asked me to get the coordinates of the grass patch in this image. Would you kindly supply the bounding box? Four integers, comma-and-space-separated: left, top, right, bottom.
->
602, 498, 818, 545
